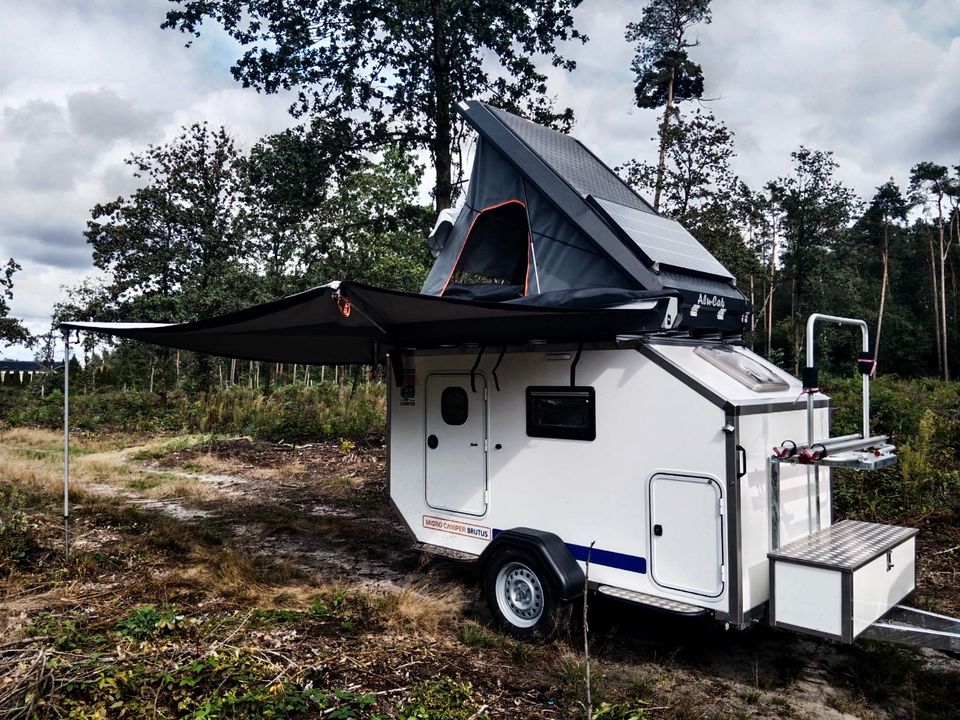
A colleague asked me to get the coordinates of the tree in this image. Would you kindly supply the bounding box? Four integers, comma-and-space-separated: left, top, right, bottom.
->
163, 0, 585, 212
858, 181, 907, 362
621, 108, 759, 290
620, 107, 733, 220
303, 149, 434, 292
243, 125, 355, 301
84, 123, 249, 390
910, 162, 955, 380
0, 259, 30, 347
625, 0, 711, 212
86, 123, 248, 322
769, 148, 859, 373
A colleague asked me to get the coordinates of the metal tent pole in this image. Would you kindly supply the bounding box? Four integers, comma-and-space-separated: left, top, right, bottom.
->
63, 331, 70, 563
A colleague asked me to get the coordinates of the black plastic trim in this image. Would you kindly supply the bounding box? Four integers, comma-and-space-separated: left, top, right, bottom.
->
481, 528, 585, 602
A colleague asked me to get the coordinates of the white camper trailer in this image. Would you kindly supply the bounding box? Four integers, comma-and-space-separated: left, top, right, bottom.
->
63, 101, 959, 649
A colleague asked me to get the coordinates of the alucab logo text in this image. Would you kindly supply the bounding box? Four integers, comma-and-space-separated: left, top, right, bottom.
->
696, 293, 725, 309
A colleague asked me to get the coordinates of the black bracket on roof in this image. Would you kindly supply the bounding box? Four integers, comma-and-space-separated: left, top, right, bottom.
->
570, 343, 583, 386
470, 346, 486, 393
492, 346, 506, 392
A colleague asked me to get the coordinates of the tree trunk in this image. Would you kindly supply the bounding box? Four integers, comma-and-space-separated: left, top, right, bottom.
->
653, 65, 676, 213
430, 0, 453, 212
875, 231, 889, 362
929, 231, 942, 377
767, 220, 776, 357
939, 209, 950, 380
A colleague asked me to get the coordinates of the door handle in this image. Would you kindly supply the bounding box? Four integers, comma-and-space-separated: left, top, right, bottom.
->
736, 445, 747, 478
427, 435, 438, 449
653, 524, 663, 536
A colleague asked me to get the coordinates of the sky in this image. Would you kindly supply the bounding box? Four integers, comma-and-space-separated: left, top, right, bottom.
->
1, 0, 959, 360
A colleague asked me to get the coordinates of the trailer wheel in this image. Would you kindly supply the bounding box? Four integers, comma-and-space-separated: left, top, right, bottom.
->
484, 548, 570, 639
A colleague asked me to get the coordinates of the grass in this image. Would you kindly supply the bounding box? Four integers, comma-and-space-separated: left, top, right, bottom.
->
2, 425, 959, 720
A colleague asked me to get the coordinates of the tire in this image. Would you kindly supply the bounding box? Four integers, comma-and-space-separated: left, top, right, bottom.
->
483, 546, 571, 639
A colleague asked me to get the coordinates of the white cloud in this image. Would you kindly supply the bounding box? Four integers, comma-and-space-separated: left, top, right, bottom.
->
1, 0, 959, 361
0, 0, 297, 359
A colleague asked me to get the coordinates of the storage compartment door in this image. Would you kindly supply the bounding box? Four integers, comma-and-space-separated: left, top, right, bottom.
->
425, 374, 487, 516
649, 474, 724, 597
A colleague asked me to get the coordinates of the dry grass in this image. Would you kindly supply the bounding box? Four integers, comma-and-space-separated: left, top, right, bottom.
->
372, 583, 466, 636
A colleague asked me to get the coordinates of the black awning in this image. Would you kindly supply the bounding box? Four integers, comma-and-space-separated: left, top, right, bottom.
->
60, 282, 679, 364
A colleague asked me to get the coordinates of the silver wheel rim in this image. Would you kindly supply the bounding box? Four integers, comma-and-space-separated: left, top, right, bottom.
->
495, 562, 544, 628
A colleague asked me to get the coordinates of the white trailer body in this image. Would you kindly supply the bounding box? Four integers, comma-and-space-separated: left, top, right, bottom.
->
389, 339, 835, 626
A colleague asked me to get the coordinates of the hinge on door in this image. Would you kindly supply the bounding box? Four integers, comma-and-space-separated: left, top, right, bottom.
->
483, 387, 488, 401
720, 563, 727, 583
718, 496, 725, 516
484, 490, 490, 505
484, 438, 489, 452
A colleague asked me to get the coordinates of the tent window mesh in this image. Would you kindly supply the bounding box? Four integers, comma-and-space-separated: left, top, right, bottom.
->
441, 387, 469, 426
526, 386, 596, 441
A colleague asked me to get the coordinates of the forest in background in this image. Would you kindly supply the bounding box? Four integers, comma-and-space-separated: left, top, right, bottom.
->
0, 0, 958, 394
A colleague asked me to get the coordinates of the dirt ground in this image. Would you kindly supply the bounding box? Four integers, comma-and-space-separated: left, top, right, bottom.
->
2, 431, 959, 719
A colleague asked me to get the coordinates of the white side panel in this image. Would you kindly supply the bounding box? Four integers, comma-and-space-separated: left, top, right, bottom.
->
424, 374, 487, 516
650, 474, 724, 597
390, 346, 730, 611
774, 562, 842, 636
738, 408, 831, 615
852, 538, 916, 636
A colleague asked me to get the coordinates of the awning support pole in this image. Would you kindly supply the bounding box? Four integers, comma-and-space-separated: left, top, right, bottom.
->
62, 330, 70, 564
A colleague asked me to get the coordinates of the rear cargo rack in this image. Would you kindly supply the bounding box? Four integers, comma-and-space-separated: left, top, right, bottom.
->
769, 314, 898, 546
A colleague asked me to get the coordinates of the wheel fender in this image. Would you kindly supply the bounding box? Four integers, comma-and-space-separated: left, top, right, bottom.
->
480, 528, 584, 602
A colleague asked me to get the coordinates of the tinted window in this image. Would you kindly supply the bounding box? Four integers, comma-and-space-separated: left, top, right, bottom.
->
441, 387, 469, 425
526, 386, 596, 441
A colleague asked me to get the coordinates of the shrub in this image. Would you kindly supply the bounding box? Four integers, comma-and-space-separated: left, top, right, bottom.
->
0, 382, 386, 442
0, 485, 34, 576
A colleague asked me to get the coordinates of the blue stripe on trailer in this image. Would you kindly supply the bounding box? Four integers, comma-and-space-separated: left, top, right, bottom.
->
491, 529, 647, 574
566, 543, 647, 574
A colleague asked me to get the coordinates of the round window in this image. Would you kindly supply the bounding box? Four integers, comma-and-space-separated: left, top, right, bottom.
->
441, 387, 469, 426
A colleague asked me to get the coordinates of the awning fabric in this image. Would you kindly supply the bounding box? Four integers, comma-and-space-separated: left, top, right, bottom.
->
60, 281, 679, 365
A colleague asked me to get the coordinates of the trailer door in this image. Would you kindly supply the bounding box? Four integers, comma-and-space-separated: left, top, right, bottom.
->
425, 374, 487, 516
649, 473, 724, 597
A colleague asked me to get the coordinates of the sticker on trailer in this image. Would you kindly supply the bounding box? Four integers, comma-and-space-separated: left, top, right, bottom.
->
422, 515, 491, 540
400, 369, 416, 406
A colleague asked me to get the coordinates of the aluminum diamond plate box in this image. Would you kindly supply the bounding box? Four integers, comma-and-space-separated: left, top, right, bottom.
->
768, 520, 917, 642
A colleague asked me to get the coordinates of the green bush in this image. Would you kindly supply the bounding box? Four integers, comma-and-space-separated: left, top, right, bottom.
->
0, 485, 34, 576
0, 382, 385, 442
823, 375, 960, 521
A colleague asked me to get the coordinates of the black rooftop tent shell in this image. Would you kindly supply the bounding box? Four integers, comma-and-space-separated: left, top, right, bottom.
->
422, 100, 747, 335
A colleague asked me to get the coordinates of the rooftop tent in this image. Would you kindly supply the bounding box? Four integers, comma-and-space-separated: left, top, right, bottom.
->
423, 101, 748, 336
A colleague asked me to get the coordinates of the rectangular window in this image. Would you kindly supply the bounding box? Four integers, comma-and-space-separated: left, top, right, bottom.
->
526, 386, 596, 441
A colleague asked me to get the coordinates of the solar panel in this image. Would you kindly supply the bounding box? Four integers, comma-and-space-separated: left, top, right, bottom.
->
592, 197, 734, 281
487, 106, 654, 214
